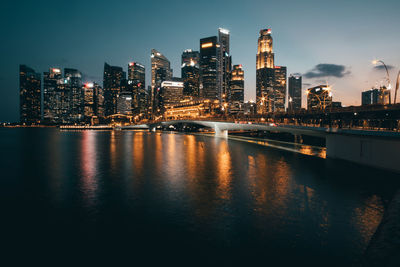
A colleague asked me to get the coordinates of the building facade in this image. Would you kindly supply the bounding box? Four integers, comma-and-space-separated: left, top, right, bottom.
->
218, 28, 232, 103
160, 80, 184, 108
362, 87, 391, 105
19, 65, 41, 124
151, 49, 172, 114
43, 68, 68, 123
200, 36, 219, 100
288, 74, 302, 111
64, 68, 83, 122
256, 28, 287, 114
128, 62, 146, 114
229, 64, 244, 114
181, 49, 200, 97
103, 63, 125, 116
307, 85, 333, 111
117, 91, 133, 115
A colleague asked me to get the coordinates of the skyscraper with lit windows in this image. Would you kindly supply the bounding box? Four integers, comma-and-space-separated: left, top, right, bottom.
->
181, 49, 200, 97
128, 62, 146, 114
19, 65, 41, 124
229, 64, 244, 114
43, 68, 68, 123
218, 28, 232, 103
64, 68, 83, 122
151, 49, 172, 114
103, 63, 125, 116
288, 74, 302, 111
256, 28, 287, 113
200, 36, 219, 100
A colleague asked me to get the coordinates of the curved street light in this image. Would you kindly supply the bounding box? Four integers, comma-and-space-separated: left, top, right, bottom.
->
373, 60, 392, 104
395, 70, 400, 104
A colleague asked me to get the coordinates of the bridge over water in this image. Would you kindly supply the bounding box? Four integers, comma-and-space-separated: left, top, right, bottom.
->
123, 120, 400, 173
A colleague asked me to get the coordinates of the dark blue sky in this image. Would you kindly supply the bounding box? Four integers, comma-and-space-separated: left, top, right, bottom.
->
1, 0, 399, 122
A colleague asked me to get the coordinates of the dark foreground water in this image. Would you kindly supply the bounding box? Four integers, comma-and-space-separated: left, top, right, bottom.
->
1, 128, 399, 266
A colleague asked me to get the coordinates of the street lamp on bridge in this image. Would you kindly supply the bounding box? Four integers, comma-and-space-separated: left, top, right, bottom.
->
372, 59, 392, 104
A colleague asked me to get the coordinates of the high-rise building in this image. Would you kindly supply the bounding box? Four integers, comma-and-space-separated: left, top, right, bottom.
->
151, 49, 172, 114
307, 85, 333, 111
128, 62, 146, 114
117, 91, 133, 115
218, 28, 232, 103
95, 83, 104, 118
181, 49, 200, 97
103, 63, 125, 116
19, 65, 41, 124
288, 74, 302, 111
43, 68, 68, 123
362, 87, 391, 105
200, 36, 219, 100
160, 80, 184, 108
64, 68, 83, 122
229, 64, 244, 114
83, 82, 96, 119
256, 28, 287, 114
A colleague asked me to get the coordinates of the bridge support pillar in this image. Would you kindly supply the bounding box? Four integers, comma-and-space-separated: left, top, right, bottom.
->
214, 126, 228, 138
326, 134, 400, 173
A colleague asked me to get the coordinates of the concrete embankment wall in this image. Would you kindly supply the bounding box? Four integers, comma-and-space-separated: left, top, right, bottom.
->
326, 134, 400, 173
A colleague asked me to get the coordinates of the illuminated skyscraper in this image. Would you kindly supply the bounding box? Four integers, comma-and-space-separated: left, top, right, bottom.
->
43, 68, 68, 123
229, 65, 244, 114
256, 28, 286, 113
181, 49, 200, 96
200, 36, 219, 100
64, 68, 83, 122
128, 62, 146, 114
218, 28, 232, 103
19, 65, 41, 124
83, 82, 96, 119
103, 63, 125, 116
288, 74, 302, 111
151, 49, 172, 114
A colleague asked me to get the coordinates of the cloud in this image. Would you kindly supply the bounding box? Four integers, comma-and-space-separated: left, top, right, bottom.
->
303, 64, 350, 79
302, 83, 312, 87
373, 64, 394, 71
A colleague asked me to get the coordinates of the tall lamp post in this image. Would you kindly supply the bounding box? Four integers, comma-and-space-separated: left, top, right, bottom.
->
373, 60, 392, 104
395, 71, 400, 104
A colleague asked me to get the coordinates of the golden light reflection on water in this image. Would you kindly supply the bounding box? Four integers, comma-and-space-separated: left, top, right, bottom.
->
80, 130, 98, 208
110, 130, 117, 170
353, 195, 384, 246
216, 140, 232, 200
132, 132, 144, 176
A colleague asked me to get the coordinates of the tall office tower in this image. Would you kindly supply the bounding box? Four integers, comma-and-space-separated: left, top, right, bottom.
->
256, 28, 286, 113
288, 74, 302, 111
95, 83, 104, 118
128, 62, 146, 114
160, 80, 184, 108
361, 86, 391, 105
19, 65, 41, 124
151, 49, 172, 114
200, 36, 219, 100
229, 64, 244, 114
307, 85, 333, 111
83, 82, 96, 119
64, 68, 83, 122
218, 28, 232, 103
43, 68, 68, 123
103, 63, 125, 116
181, 49, 200, 97
273, 66, 287, 112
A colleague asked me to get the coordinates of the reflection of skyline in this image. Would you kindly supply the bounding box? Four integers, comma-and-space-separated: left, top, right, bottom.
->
80, 130, 99, 210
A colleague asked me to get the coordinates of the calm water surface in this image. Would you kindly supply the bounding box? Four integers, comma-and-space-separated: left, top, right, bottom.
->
1, 128, 399, 266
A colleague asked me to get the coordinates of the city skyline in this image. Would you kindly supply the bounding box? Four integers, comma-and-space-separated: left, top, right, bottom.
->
1, 0, 400, 122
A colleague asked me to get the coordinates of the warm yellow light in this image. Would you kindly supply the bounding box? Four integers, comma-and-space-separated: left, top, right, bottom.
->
201, 43, 213, 48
